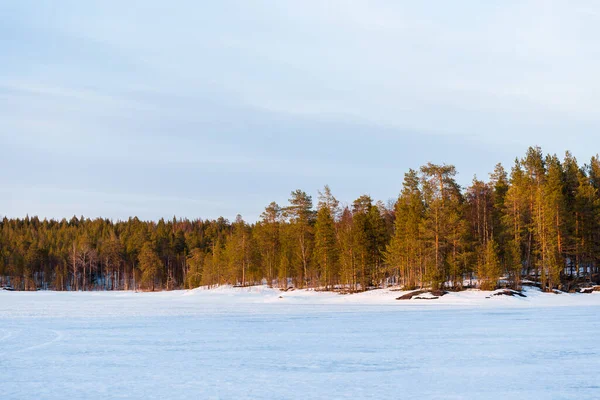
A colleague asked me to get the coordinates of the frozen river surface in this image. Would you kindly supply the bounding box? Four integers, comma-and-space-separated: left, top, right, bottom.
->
1, 287, 599, 399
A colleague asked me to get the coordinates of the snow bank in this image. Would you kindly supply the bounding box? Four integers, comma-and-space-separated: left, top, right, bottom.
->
2, 284, 599, 319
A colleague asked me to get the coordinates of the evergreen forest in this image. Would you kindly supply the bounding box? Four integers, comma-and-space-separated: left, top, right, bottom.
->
2, 147, 600, 292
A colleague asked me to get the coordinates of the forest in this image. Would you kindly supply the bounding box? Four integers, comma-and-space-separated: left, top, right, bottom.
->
2, 146, 600, 292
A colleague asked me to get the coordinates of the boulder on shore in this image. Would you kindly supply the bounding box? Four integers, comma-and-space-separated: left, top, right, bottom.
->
396, 289, 448, 300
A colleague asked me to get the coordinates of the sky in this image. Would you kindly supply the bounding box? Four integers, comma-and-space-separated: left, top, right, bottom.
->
2, 0, 600, 221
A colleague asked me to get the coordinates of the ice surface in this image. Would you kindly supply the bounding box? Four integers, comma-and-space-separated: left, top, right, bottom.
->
1, 286, 600, 399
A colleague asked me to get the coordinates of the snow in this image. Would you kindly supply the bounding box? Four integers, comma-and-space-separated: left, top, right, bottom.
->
1, 286, 600, 399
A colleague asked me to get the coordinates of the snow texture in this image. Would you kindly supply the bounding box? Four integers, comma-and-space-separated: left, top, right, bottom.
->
1, 286, 600, 399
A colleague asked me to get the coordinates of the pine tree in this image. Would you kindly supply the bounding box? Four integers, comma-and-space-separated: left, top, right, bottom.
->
562, 152, 580, 269
337, 207, 356, 291
313, 186, 340, 289
543, 155, 567, 290
385, 169, 424, 289
420, 163, 462, 289
503, 159, 528, 288
585, 155, 600, 276
255, 202, 281, 287
314, 206, 338, 289
285, 190, 315, 287
490, 163, 509, 259
138, 242, 162, 291
225, 215, 252, 286
478, 239, 501, 290
518, 147, 543, 282
185, 248, 204, 288
100, 236, 123, 290
575, 168, 598, 278
351, 195, 373, 290
367, 204, 388, 287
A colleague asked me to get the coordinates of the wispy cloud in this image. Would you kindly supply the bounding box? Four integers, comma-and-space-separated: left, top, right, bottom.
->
2, 1, 600, 219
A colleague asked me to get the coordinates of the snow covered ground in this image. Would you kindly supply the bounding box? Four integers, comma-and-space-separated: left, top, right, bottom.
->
1, 286, 600, 399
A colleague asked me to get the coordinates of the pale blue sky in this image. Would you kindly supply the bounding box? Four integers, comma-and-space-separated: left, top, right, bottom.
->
3, 1, 600, 221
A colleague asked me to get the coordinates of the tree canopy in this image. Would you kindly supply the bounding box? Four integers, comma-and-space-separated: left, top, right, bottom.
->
2, 147, 599, 292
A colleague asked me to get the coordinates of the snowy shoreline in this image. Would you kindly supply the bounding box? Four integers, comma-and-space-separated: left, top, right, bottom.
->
2, 285, 600, 319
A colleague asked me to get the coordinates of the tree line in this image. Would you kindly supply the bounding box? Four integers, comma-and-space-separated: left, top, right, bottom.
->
2, 147, 600, 292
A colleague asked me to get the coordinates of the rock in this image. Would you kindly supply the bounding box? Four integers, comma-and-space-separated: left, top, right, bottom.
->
396, 290, 448, 300
396, 290, 427, 300
491, 289, 526, 298
580, 286, 600, 294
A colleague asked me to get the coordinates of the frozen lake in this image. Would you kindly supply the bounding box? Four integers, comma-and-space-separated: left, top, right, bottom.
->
1, 288, 600, 399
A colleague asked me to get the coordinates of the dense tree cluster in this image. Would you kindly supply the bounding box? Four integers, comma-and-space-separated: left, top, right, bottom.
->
2, 147, 600, 292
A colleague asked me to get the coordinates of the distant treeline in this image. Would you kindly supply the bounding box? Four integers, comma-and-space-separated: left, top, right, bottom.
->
2, 146, 600, 292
